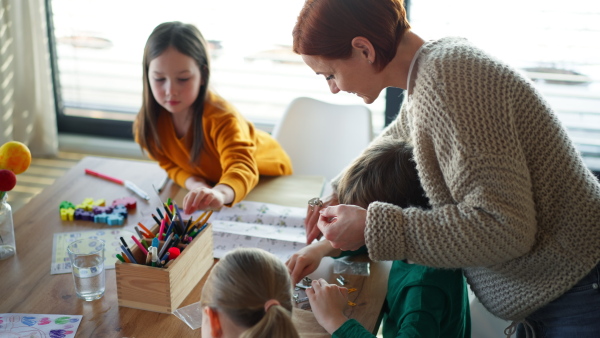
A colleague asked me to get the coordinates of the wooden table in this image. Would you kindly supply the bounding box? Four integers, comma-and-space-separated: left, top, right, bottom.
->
0, 156, 390, 337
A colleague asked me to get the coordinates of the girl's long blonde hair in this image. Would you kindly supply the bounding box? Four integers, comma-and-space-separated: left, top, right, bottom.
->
201, 248, 300, 338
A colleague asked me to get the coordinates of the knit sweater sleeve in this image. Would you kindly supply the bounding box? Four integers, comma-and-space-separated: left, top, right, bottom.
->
366, 39, 538, 267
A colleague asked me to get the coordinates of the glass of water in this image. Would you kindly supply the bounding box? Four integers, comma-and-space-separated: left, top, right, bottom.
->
67, 238, 106, 301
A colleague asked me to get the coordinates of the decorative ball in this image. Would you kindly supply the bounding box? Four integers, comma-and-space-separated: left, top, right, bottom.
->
167, 247, 181, 259
0, 141, 32, 175
0, 169, 17, 191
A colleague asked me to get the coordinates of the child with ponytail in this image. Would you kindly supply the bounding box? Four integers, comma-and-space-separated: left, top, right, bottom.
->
201, 247, 299, 338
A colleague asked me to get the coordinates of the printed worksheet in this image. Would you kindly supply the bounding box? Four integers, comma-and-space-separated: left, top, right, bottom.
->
208, 201, 308, 261
51, 229, 135, 274
0, 314, 82, 338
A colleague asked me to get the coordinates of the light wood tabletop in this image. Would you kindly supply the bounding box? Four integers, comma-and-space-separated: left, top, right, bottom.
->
0, 156, 390, 337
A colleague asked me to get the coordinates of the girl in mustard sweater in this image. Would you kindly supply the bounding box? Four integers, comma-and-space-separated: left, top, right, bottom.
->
134, 22, 292, 214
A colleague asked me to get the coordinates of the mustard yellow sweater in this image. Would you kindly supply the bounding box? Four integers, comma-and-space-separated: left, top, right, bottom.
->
361, 37, 600, 321
146, 92, 292, 205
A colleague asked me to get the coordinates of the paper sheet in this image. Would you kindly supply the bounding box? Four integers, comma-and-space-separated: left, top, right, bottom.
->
204, 201, 308, 261
51, 229, 135, 274
0, 314, 82, 338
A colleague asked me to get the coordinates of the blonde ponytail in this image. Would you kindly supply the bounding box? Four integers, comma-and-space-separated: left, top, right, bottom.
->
241, 304, 299, 338
201, 248, 300, 338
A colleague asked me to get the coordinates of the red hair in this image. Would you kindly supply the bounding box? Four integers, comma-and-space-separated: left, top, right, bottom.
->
293, 0, 410, 71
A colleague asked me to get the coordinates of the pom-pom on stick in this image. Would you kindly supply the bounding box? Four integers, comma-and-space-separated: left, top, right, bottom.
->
167, 247, 181, 260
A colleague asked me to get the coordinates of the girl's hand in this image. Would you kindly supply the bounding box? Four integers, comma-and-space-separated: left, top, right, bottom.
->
318, 205, 367, 251
286, 241, 339, 285
306, 193, 339, 244
306, 278, 349, 334
183, 187, 225, 214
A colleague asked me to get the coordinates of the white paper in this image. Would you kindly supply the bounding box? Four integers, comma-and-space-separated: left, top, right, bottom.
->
206, 201, 307, 261
0, 314, 83, 337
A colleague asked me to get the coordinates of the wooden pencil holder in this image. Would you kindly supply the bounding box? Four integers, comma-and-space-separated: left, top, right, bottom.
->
115, 223, 213, 313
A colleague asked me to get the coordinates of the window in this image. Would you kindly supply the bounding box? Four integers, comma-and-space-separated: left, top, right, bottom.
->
47, 0, 386, 140
409, 0, 600, 172
48, 0, 600, 175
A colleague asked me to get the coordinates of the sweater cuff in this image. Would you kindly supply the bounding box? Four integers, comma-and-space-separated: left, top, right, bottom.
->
365, 201, 407, 261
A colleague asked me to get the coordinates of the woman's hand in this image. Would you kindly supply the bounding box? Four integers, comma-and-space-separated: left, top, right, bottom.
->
306, 278, 349, 334
183, 183, 234, 214
318, 204, 367, 251
306, 193, 339, 244
286, 240, 340, 285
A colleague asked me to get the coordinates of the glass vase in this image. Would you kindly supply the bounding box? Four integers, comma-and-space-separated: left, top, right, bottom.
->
0, 193, 16, 260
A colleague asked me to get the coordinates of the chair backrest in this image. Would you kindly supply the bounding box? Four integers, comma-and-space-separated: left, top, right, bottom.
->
272, 97, 373, 182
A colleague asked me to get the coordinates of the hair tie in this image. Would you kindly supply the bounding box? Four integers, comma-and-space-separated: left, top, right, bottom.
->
264, 299, 281, 312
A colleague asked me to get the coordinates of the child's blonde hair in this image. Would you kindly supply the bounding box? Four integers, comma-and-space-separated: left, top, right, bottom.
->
336, 137, 429, 209
201, 248, 299, 338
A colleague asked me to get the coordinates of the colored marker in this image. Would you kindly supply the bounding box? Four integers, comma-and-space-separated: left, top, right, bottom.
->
158, 233, 173, 259
116, 254, 126, 263
131, 235, 148, 255
158, 219, 166, 240
120, 237, 135, 259
84, 168, 150, 201
120, 244, 137, 264
151, 247, 158, 267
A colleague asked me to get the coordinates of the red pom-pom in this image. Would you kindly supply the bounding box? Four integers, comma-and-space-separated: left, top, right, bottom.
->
167, 247, 181, 259
0, 169, 17, 192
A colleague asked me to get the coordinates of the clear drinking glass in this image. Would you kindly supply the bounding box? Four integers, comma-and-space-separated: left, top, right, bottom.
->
0, 193, 16, 260
67, 238, 106, 301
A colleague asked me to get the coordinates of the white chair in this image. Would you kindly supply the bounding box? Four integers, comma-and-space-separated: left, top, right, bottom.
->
272, 97, 373, 183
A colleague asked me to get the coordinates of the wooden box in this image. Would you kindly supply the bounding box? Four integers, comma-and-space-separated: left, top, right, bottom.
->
115, 224, 213, 313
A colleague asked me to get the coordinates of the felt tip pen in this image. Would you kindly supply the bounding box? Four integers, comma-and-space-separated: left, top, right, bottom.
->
152, 237, 159, 249
131, 235, 148, 255
151, 247, 158, 267
165, 220, 175, 239
158, 219, 166, 241
120, 237, 135, 259
116, 254, 126, 263
120, 244, 137, 264
158, 233, 174, 259
85, 169, 150, 201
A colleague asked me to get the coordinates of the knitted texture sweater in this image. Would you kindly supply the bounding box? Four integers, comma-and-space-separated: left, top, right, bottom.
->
363, 37, 600, 321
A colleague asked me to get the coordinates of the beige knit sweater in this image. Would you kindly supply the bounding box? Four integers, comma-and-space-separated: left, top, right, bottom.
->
363, 37, 600, 321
